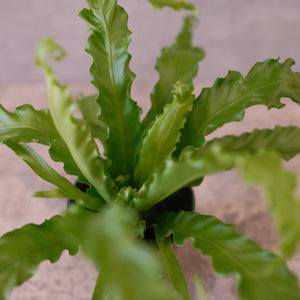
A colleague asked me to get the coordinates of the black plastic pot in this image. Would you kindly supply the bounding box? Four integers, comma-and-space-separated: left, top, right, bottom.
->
67, 181, 96, 211
68, 181, 195, 241
143, 187, 194, 241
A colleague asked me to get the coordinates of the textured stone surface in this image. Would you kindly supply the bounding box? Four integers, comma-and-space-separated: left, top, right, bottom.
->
0, 84, 300, 299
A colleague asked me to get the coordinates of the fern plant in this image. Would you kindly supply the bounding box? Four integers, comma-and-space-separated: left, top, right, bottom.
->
1, 0, 300, 299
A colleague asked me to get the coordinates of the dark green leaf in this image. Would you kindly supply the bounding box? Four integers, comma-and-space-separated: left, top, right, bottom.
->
152, 211, 300, 300
134, 82, 195, 187
76, 94, 108, 144
143, 16, 204, 127
5, 141, 104, 211
178, 58, 300, 151
0, 215, 78, 300
0, 104, 84, 179
207, 126, 300, 161
80, 0, 143, 178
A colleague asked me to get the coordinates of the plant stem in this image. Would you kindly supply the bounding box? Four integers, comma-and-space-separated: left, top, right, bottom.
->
156, 236, 190, 300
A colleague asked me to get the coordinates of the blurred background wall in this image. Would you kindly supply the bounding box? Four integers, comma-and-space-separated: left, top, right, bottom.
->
0, 0, 300, 87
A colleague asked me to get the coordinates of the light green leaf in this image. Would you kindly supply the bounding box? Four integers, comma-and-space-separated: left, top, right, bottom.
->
207, 126, 300, 161
237, 151, 300, 258
92, 275, 105, 300
146, 0, 197, 14
0, 104, 84, 179
32, 189, 67, 199
133, 144, 235, 211
80, 0, 143, 179
47, 81, 114, 203
143, 15, 204, 127
134, 82, 195, 187
151, 211, 300, 300
36, 37, 115, 203
5, 141, 104, 211
193, 274, 210, 300
76, 94, 108, 144
157, 236, 190, 300
178, 58, 300, 151
69, 206, 177, 300
35, 36, 66, 65
0, 215, 78, 300
207, 127, 300, 256
134, 144, 300, 256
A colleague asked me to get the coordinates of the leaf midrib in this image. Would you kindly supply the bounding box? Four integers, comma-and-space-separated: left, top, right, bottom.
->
0, 233, 74, 271
167, 222, 292, 296
169, 219, 278, 279
194, 77, 292, 140
177, 228, 251, 275
185, 229, 295, 298
97, 0, 129, 174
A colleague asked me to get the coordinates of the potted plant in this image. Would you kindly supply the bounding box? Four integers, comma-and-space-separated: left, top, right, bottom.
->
1, 0, 300, 299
